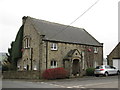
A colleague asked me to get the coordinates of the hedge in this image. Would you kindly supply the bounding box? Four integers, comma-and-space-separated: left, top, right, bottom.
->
42, 67, 68, 79
86, 67, 95, 76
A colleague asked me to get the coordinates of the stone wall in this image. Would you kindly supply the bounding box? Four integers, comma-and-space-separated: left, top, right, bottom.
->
3, 71, 40, 79
41, 41, 103, 71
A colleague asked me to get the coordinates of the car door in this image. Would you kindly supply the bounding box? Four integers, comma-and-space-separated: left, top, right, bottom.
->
110, 66, 116, 74
105, 65, 112, 74
112, 66, 117, 74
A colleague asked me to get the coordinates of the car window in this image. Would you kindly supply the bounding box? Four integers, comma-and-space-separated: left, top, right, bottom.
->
110, 66, 116, 69
105, 65, 112, 69
95, 66, 99, 69
95, 66, 103, 69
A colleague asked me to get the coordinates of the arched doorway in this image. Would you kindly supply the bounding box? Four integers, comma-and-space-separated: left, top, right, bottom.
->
72, 59, 80, 76
27, 65, 29, 70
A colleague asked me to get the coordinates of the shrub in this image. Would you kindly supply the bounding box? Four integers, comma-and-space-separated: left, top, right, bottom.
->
42, 67, 68, 79
86, 67, 95, 76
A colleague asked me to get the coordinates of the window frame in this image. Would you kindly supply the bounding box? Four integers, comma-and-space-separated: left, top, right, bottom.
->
94, 47, 98, 53
50, 60, 57, 68
51, 43, 58, 50
23, 37, 31, 49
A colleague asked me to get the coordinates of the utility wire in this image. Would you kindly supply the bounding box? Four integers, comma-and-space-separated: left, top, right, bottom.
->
69, 0, 100, 26
49, 0, 100, 39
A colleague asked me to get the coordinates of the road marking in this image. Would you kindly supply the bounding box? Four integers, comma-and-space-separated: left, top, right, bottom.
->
34, 81, 118, 88
38, 82, 86, 88
67, 87, 73, 88
73, 86, 80, 88
41, 82, 45, 84
81, 87, 85, 88
39, 82, 66, 88
84, 81, 117, 86
71, 85, 83, 88
54, 84, 61, 87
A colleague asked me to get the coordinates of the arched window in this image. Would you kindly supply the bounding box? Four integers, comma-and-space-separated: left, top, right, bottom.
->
51, 60, 57, 68
24, 36, 31, 48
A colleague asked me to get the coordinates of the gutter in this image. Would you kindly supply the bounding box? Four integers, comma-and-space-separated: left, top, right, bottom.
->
46, 41, 48, 69
43, 39, 103, 47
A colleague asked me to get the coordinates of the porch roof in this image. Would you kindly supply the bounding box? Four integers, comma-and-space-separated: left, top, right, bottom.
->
64, 49, 81, 60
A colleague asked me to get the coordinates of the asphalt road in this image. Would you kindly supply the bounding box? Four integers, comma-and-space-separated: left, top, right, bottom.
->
2, 75, 119, 89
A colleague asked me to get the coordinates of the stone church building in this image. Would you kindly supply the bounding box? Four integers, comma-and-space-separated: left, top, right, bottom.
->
17, 16, 103, 77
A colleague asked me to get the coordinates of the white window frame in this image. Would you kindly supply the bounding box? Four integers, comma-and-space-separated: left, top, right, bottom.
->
94, 47, 98, 53
51, 43, 58, 50
24, 38, 30, 49
51, 60, 57, 68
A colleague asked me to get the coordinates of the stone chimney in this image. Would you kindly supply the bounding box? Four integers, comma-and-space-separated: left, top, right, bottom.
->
22, 16, 28, 24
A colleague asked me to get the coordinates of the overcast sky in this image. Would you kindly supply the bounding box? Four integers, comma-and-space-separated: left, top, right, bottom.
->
0, 0, 119, 58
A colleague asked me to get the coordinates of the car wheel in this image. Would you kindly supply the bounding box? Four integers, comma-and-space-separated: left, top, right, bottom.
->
104, 72, 108, 77
117, 71, 120, 75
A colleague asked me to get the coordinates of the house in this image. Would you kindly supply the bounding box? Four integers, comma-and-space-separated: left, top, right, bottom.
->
16, 16, 103, 77
107, 42, 120, 70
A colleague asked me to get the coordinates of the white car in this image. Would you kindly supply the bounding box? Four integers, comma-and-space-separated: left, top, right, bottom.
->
94, 65, 120, 77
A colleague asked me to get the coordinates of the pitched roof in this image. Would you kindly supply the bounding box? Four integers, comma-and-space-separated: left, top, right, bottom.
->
108, 42, 120, 57
63, 49, 81, 60
25, 16, 102, 46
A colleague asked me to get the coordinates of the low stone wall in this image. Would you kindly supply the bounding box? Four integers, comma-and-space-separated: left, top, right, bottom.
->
2, 71, 41, 79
